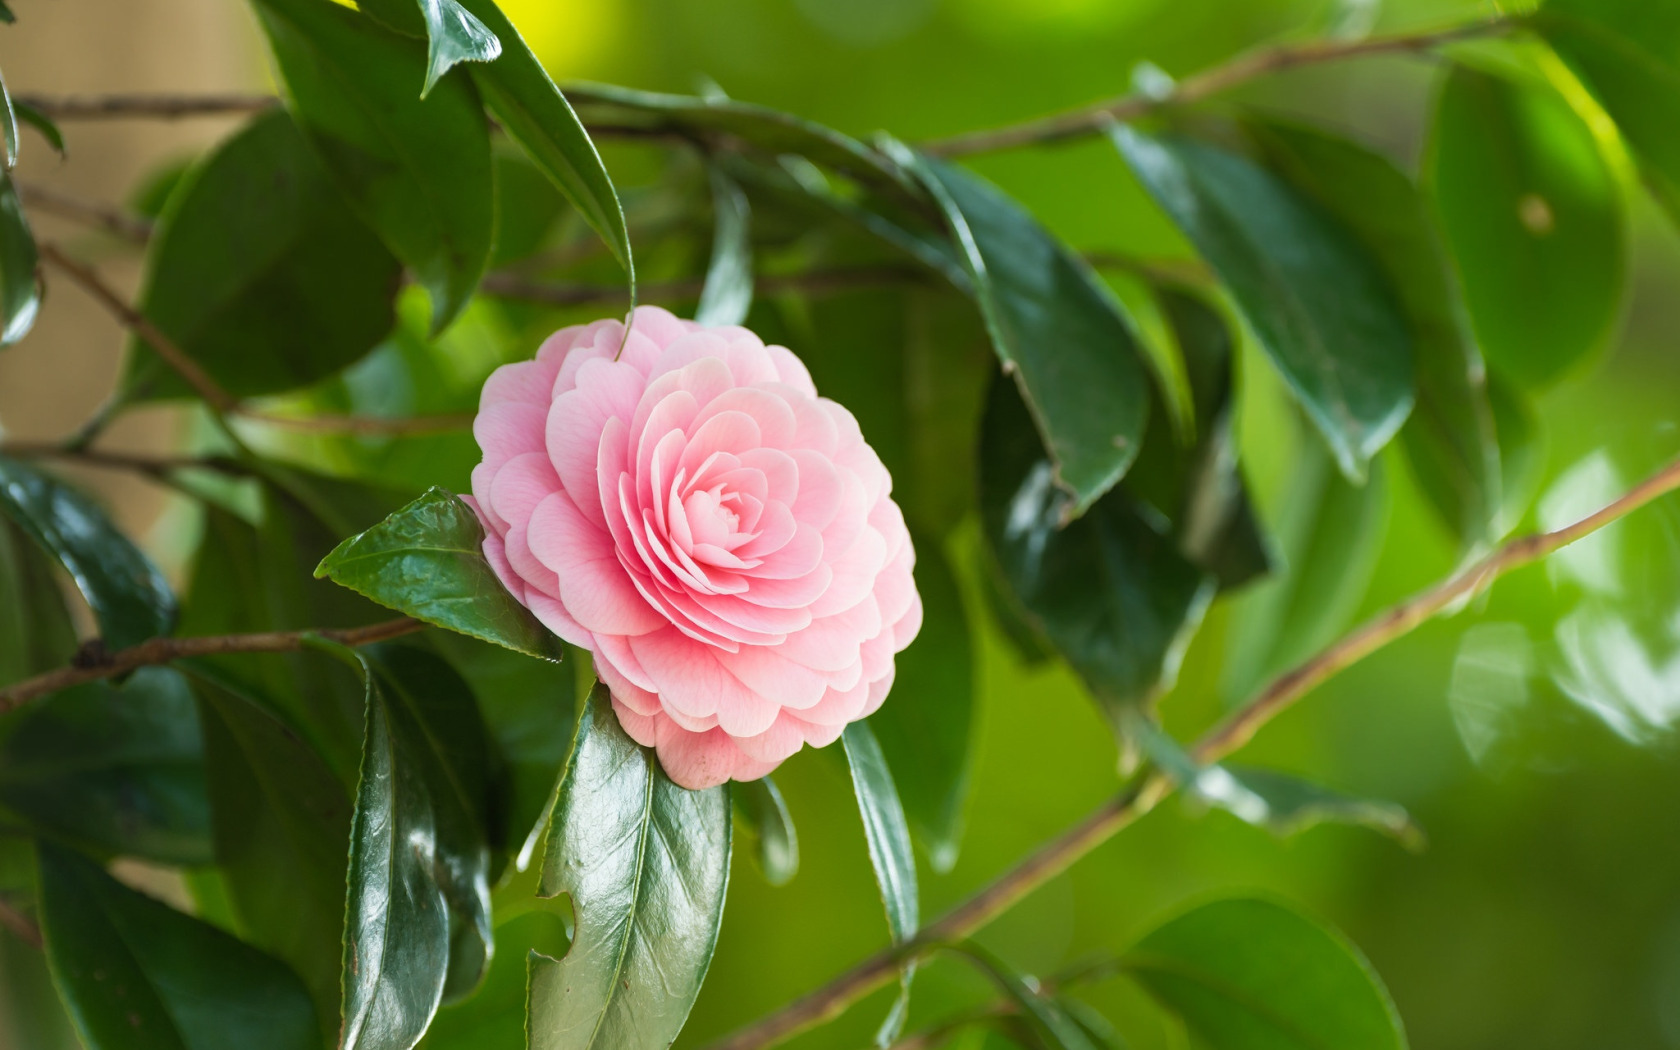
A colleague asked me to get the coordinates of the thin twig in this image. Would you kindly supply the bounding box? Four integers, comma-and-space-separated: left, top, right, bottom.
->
0, 617, 425, 712
16, 181, 154, 244
0, 898, 41, 949
16, 93, 276, 121
702, 452, 1680, 1050
922, 17, 1516, 157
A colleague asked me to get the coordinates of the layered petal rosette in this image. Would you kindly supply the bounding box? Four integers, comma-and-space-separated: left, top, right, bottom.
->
466, 307, 922, 789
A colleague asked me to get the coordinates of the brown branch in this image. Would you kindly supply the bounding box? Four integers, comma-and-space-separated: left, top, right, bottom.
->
0, 898, 41, 950
16, 93, 277, 121
0, 617, 425, 712
922, 17, 1517, 157
703, 451, 1680, 1050
16, 182, 154, 244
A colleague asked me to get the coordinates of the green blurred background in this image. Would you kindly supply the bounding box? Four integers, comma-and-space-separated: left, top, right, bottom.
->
8, 0, 1680, 1046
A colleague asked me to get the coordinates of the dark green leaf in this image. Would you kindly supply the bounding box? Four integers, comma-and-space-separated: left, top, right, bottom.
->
1245, 116, 1502, 547
38, 841, 319, 1050
0, 172, 39, 346
457, 1, 631, 277
0, 846, 81, 1050
532, 686, 730, 1050
843, 720, 918, 1046
1111, 125, 1414, 482
14, 102, 64, 159
695, 166, 753, 326
870, 536, 975, 873
889, 141, 1150, 516
1221, 443, 1389, 705
1428, 64, 1623, 389
315, 487, 564, 660
733, 775, 798, 887
948, 943, 1099, 1050
251, 0, 493, 332
0, 518, 77, 685
192, 667, 352, 1045
980, 377, 1214, 728
363, 643, 497, 1002
489, 149, 567, 268
419, 909, 569, 1050
0, 455, 175, 649
1123, 897, 1406, 1050
325, 642, 452, 1050
1536, 0, 1680, 221
0, 4, 13, 23
0, 668, 209, 864
127, 108, 401, 401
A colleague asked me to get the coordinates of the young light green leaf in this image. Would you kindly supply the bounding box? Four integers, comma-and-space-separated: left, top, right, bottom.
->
1220, 443, 1389, 705
948, 943, 1099, 1050
695, 166, 754, 326
127, 108, 401, 401
1246, 116, 1502, 547
315, 487, 564, 661
888, 140, 1151, 516
0, 455, 176, 649
250, 0, 493, 333
1123, 897, 1406, 1050
733, 775, 799, 887
1111, 125, 1414, 482
191, 667, 353, 1046
980, 377, 1214, 730
869, 537, 976, 873
843, 720, 919, 1047
531, 685, 731, 1050
1428, 64, 1623, 390
38, 841, 319, 1050
325, 642, 452, 1050
14, 103, 64, 158
0, 669, 210, 865
455, 1, 632, 278
0, 173, 39, 346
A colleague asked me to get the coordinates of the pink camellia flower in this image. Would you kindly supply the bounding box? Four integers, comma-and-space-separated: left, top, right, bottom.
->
465, 306, 922, 790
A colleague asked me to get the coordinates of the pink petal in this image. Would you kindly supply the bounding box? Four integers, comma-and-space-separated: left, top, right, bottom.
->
474, 400, 547, 474
716, 644, 830, 709
766, 344, 817, 397
734, 711, 811, 764
611, 699, 660, 748
525, 591, 593, 648
629, 629, 781, 735
527, 492, 665, 636
653, 722, 775, 790
490, 452, 561, 530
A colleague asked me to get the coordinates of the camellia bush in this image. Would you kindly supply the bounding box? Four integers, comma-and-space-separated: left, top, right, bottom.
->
0, 0, 1677, 1047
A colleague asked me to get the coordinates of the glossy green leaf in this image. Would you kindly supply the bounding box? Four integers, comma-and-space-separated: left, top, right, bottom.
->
0, 172, 39, 346
456, 1, 631, 276
870, 537, 975, 873
1428, 64, 1623, 389
1123, 897, 1406, 1050
14, 102, 65, 159
251, 0, 493, 333
980, 377, 1214, 727
126, 109, 400, 401
695, 166, 753, 326
843, 720, 918, 1046
316, 487, 564, 660
1112, 125, 1414, 482
733, 775, 799, 887
1122, 288, 1270, 591
1221, 443, 1389, 705
191, 667, 352, 1045
401, 0, 502, 98
949, 943, 1099, 1050
0, 4, 13, 24
532, 686, 730, 1050
0, 668, 209, 865
363, 644, 497, 1002
0, 518, 77, 686
890, 141, 1150, 516
419, 909, 569, 1050
38, 841, 319, 1050
0, 456, 175, 649
1536, 0, 1680, 221
329, 643, 452, 1050
1246, 117, 1502, 547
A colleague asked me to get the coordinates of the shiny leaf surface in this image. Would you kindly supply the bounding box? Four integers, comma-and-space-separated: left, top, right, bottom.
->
127, 108, 401, 401
892, 142, 1151, 516
0, 517, 76, 685
1428, 64, 1623, 389
316, 487, 564, 661
531, 686, 730, 1050
0, 455, 175, 649
39, 841, 318, 1050
1112, 125, 1414, 481
1124, 897, 1406, 1050
734, 775, 799, 888
0, 173, 40, 347
843, 720, 919, 1046
251, 0, 493, 332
